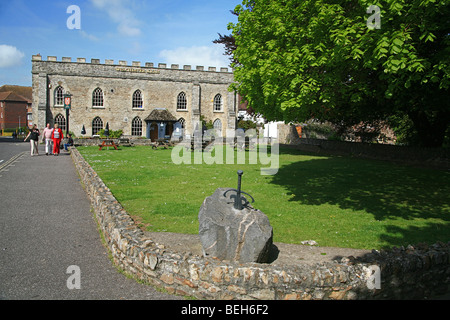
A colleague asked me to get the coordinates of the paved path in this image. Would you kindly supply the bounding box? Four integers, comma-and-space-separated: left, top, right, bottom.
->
0, 140, 181, 300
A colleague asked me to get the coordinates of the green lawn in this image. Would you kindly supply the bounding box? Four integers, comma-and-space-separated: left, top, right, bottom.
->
78, 145, 450, 250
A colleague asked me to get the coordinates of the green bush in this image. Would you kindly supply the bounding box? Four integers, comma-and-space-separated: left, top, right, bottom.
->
98, 129, 123, 138
237, 119, 257, 131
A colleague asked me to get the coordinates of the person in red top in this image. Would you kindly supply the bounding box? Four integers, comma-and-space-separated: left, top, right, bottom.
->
51, 123, 63, 156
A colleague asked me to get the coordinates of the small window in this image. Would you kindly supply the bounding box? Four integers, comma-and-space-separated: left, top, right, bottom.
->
213, 94, 223, 112
131, 116, 143, 136
92, 88, 104, 107
92, 116, 103, 135
178, 118, 186, 129
177, 92, 187, 110
213, 119, 222, 136
133, 90, 143, 109
55, 114, 66, 132
54, 86, 64, 107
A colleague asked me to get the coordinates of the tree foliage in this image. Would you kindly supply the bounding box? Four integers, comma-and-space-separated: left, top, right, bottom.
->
229, 0, 450, 147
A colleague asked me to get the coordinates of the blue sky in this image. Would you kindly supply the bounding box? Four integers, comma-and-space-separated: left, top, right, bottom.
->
0, 0, 240, 87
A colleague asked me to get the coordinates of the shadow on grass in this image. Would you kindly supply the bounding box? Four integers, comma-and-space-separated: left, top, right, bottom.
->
270, 148, 450, 248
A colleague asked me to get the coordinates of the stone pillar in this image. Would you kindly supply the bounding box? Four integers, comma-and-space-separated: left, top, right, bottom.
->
191, 82, 201, 137
227, 90, 236, 131
37, 73, 48, 129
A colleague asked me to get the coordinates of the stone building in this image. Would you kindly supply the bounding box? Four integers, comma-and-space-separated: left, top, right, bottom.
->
31, 55, 237, 140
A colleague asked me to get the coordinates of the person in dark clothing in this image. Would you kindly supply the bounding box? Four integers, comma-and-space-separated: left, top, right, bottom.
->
24, 124, 40, 156
64, 134, 74, 151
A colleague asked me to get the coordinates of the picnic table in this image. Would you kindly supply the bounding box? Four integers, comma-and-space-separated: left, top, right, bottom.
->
229, 137, 256, 151
99, 139, 118, 150
186, 139, 215, 151
152, 139, 174, 149
118, 138, 133, 147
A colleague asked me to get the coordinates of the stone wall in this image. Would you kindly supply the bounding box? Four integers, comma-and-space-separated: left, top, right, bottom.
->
277, 124, 449, 170
293, 138, 450, 169
70, 147, 450, 300
72, 138, 154, 147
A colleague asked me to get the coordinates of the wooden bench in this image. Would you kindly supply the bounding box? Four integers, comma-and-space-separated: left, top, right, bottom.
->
186, 139, 215, 151
99, 139, 118, 150
230, 138, 256, 151
152, 139, 172, 149
118, 138, 133, 147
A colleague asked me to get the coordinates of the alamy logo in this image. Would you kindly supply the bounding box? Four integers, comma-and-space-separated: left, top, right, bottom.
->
66, 265, 81, 290
367, 5, 381, 30
365, 265, 381, 290
67, 5, 81, 30
171, 128, 279, 176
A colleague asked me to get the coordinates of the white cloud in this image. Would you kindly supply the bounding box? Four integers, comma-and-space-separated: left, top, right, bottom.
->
158, 45, 230, 68
80, 30, 99, 41
0, 45, 25, 68
90, 0, 142, 37
118, 24, 141, 37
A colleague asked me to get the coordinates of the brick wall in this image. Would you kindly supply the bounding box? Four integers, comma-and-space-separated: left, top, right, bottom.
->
0, 101, 29, 130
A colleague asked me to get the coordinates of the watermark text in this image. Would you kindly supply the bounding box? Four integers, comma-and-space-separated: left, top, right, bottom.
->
171, 129, 279, 176
67, 5, 81, 30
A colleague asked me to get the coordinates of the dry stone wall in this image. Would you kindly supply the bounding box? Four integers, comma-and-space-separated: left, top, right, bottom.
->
70, 147, 450, 300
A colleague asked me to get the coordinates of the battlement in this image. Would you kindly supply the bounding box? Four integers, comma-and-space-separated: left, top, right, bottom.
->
31, 55, 231, 73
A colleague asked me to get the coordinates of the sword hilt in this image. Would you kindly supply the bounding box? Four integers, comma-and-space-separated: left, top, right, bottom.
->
223, 170, 255, 210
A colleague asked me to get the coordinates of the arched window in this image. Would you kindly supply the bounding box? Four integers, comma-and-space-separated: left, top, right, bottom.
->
131, 116, 143, 136
213, 119, 222, 136
132, 90, 143, 109
92, 88, 104, 107
54, 86, 64, 107
54, 114, 66, 132
178, 118, 186, 129
177, 92, 187, 110
92, 117, 103, 135
213, 94, 223, 112
173, 118, 185, 139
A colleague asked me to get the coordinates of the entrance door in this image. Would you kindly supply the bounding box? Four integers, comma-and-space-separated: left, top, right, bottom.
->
165, 122, 174, 139
150, 122, 158, 141
158, 123, 166, 140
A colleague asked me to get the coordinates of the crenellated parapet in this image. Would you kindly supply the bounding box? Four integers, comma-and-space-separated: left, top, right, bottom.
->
31, 55, 231, 74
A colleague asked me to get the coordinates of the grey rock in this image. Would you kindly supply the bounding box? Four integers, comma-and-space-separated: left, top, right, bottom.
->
198, 188, 273, 263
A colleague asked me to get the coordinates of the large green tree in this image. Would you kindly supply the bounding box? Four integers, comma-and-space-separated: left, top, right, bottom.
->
229, 0, 450, 147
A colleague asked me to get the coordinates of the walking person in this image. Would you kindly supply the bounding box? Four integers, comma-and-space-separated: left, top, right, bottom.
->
24, 124, 40, 156
51, 123, 63, 156
42, 123, 53, 155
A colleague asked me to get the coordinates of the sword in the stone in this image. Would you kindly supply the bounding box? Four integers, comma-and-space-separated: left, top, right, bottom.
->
223, 170, 255, 210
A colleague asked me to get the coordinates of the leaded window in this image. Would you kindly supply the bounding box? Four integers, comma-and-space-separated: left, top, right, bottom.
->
132, 116, 143, 136
133, 90, 143, 109
92, 117, 103, 135
92, 88, 104, 107
54, 114, 66, 132
177, 92, 187, 110
54, 86, 64, 107
213, 94, 223, 112
213, 119, 222, 136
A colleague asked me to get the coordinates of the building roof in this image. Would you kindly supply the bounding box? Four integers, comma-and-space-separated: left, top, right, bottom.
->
0, 91, 32, 103
0, 85, 32, 101
144, 108, 178, 122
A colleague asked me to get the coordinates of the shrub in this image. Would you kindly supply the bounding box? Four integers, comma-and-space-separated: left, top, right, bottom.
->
98, 129, 123, 138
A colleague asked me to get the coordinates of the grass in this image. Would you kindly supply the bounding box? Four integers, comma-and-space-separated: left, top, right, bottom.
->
77, 145, 450, 250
